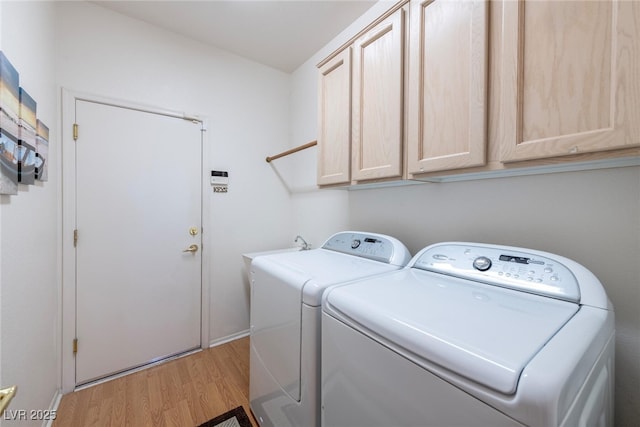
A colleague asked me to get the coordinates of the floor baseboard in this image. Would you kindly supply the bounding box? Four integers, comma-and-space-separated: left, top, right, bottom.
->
209, 329, 249, 348
44, 388, 62, 427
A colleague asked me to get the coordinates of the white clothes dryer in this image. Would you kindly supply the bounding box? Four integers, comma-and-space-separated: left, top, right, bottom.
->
249, 231, 411, 427
322, 242, 615, 427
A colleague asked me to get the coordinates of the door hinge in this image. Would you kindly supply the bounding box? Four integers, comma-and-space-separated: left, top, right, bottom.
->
73, 123, 78, 141
73, 229, 78, 247
73, 338, 78, 355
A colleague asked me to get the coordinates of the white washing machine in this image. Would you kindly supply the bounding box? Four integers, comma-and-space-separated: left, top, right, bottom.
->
249, 231, 411, 427
322, 242, 615, 427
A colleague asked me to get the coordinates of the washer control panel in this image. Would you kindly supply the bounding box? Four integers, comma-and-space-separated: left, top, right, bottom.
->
414, 243, 580, 302
323, 232, 410, 266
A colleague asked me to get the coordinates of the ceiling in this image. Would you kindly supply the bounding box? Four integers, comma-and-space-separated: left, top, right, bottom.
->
92, 1, 378, 73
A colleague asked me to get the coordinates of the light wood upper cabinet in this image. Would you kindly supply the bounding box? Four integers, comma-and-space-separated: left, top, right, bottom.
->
499, 0, 640, 162
407, 0, 488, 175
351, 7, 406, 182
317, 0, 637, 187
317, 48, 352, 186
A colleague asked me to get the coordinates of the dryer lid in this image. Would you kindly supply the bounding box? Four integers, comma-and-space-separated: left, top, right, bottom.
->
323, 269, 580, 395
260, 249, 403, 306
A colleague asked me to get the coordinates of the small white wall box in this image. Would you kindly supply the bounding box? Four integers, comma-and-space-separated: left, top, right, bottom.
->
211, 170, 229, 186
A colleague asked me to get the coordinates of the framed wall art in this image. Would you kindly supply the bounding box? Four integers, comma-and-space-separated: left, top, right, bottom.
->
0, 51, 20, 195
0, 50, 50, 194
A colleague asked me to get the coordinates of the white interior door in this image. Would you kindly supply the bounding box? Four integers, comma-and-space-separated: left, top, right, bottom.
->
74, 100, 202, 385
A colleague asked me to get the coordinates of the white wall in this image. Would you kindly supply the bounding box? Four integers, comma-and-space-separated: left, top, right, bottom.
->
55, 1, 294, 344
0, 1, 59, 425
288, 1, 640, 425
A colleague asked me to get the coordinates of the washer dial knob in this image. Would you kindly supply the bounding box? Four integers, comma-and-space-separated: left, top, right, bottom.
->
351, 239, 361, 249
473, 256, 492, 271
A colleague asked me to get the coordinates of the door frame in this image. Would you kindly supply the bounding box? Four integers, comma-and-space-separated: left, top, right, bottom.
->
60, 88, 211, 393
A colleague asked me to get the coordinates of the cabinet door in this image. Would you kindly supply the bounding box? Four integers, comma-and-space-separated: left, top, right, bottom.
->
317, 48, 352, 186
407, 0, 488, 175
500, 0, 640, 162
351, 8, 405, 182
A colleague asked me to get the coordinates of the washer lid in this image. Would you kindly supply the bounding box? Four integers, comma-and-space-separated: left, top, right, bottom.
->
324, 269, 580, 395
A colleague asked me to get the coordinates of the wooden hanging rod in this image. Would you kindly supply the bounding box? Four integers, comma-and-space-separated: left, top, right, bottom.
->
266, 140, 317, 163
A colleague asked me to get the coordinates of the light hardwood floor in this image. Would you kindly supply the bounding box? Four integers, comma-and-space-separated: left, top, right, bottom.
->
53, 337, 257, 427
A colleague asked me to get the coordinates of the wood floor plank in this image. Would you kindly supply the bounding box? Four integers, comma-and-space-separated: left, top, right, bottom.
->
109, 376, 127, 426
53, 337, 257, 427
185, 358, 211, 422
96, 396, 113, 427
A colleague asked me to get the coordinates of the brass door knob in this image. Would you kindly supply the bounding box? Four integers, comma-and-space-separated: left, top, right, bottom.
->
183, 244, 198, 253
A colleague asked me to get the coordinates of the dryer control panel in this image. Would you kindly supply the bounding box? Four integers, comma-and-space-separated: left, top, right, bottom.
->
323, 232, 411, 266
413, 243, 580, 303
